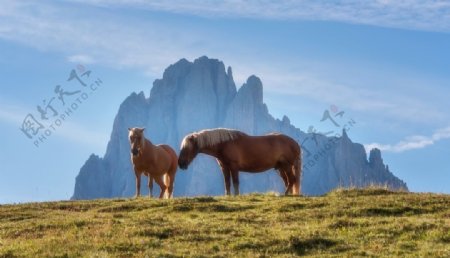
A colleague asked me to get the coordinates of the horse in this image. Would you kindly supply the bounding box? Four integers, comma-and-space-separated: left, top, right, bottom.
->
178, 128, 302, 196
128, 127, 178, 199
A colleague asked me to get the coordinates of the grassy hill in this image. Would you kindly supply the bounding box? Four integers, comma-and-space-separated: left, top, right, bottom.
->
0, 188, 449, 257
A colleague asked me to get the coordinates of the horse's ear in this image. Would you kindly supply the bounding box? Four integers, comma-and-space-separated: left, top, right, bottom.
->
128, 128, 132, 131
139, 127, 145, 132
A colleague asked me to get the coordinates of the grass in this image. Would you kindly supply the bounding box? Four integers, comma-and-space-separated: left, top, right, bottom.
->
0, 188, 449, 257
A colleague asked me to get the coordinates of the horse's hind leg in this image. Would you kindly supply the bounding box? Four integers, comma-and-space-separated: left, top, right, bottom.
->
167, 172, 175, 199
147, 175, 153, 198
154, 175, 168, 199
292, 159, 301, 196
278, 170, 289, 190
281, 166, 295, 196
167, 157, 178, 199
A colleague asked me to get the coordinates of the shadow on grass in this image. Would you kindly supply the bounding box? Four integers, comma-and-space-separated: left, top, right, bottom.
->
233, 241, 265, 251
137, 228, 174, 240
197, 204, 254, 213
328, 187, 405, 197
96, 203, 145, 213
45, 202, 102, 212
360, 207, 427, 217
328, 219, 358, 229
278, 203, 306, 212
192, 197, 218, 203
289, 236, 343, 255
0, 250, 18, 258
0, 212, 39, 222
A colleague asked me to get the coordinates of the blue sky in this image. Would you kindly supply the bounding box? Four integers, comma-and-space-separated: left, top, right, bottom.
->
1, 0, 449, 203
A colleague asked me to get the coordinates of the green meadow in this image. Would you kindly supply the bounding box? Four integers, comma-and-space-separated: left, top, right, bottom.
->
0, 188, 449, 257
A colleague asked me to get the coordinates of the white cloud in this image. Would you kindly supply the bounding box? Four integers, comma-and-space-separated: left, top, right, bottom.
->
0, 0, 448, 128
0, 0, 208, 76
432, 127, 450, 141
67, 54, 95, 64
66, 0, 450, 32
365, 126, 450, 153
0, 98, 25, 125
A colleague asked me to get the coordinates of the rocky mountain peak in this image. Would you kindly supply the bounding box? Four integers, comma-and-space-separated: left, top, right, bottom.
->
369, 148, 383, 166
241, 75, 263, 105
342, 128, 349, 140
282, 115, 291, 125
227, 66, 233, 79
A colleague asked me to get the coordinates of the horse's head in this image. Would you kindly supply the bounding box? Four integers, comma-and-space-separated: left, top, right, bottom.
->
178, 134, 199, 170
128, 127, 145, 157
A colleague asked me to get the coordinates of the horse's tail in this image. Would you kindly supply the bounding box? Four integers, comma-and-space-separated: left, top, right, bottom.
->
293, 148, 302, 195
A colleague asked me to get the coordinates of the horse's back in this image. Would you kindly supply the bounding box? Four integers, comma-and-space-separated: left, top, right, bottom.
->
249, 134, 299, 152
158, 144, 178, 171
158, 144, 176, 155
232, 134, 298, 154
220, 133, 299, 171
271, 134, 300, 153
263, 134, 300, 159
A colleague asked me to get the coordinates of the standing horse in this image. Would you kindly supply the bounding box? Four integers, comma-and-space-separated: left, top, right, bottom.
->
128, 127, 178, 199
178, 128, 302, 196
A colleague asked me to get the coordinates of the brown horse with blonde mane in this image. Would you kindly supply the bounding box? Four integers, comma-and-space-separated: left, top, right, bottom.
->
178, 128, 302, 196
128, 127, 178, 199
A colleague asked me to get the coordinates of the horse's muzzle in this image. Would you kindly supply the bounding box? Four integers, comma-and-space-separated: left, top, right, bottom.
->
131, 148, 139, 156
178, 160, 188, 170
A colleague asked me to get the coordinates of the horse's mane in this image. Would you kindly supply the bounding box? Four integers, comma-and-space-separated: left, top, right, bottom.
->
182, 128, 246, 149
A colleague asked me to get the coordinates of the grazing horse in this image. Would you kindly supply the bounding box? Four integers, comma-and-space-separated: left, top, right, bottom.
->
128, 127, 178, 199
178, 128, 302, 196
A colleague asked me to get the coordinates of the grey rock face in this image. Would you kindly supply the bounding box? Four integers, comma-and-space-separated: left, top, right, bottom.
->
73, 154, 110, 199
72, 57, 407, 199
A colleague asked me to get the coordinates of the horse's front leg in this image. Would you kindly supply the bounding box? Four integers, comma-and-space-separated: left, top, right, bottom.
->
219, 163, 231, 195
134, 169, 141, 198
231, 170, 240, 196
147, 174, 154, 198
